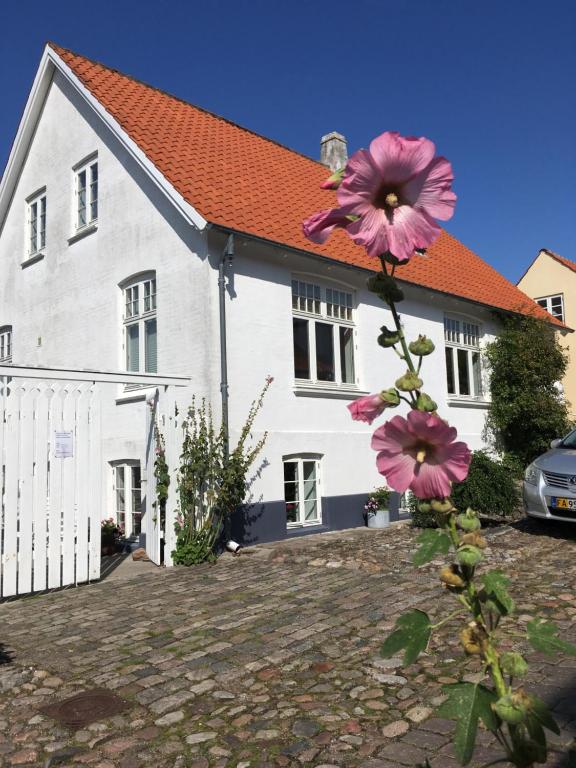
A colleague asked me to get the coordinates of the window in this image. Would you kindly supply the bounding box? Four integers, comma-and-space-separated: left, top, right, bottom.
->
123, 274, 157, 374
283, 456, 322, 527
0, 327, 12, 363
75, 157, 98, 230
114, 463, 142, 538
291, 279, 356, 386
536, 294, 564, 323
444, 316, 482, 398
27, 191, 46, 255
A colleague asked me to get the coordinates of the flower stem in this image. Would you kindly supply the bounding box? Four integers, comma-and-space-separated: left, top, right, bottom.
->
379, 258, 418, 376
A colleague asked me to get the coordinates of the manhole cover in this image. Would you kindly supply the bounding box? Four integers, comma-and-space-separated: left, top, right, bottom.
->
39, 688, 130, 728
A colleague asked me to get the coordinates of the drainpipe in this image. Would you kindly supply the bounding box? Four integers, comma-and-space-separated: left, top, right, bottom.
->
219, 234, 234, 463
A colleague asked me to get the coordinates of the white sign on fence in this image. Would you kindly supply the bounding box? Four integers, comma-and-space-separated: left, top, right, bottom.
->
54, 431, 74, 458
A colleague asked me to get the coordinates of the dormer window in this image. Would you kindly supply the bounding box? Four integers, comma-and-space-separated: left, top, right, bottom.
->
75, 156, 98, 230
27, 190, 46, 256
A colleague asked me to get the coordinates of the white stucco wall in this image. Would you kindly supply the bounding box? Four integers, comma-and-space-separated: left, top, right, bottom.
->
220, 234, 498, 510
0, 65, 500, 536
0, 70, 217, 516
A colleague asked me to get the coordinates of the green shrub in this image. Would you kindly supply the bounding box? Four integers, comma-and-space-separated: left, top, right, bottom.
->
484, 314, 571, 467
451, 450, 520, 518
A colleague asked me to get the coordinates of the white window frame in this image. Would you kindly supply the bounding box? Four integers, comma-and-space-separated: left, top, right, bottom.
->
26, 189, 46, 257
291, 277, 357, 388
74, 155, 98, 231
283, 454, 322, 528
535, 294, 564, 323
0, 326, 12, 364
444, 315, 483, 400
122, 273, 157, 379
112, 461, 142, 539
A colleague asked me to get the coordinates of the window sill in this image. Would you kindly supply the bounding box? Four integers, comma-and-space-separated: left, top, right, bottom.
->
287, 523, 328, 537
21, 251, 45, 268
293, 382, 368, 400
447, 398, 491, 409
68, 222, 98, 245
115, 385, 157, 405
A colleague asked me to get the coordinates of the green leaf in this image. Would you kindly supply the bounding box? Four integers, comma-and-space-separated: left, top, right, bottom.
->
481, 570, 515, 615
381, 610, 431, 666
437, 683, 498, 765
527, 618, 576, 656
412, 529, 451, 566
530, 695, 561, 734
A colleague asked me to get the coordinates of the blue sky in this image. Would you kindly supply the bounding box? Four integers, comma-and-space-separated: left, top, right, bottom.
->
1, 0, 575, 283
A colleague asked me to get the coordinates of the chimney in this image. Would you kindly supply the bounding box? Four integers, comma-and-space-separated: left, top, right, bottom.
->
320, 131, 348, 172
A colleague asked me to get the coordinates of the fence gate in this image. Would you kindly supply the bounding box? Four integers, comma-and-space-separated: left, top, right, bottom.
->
0, 376, 102, 597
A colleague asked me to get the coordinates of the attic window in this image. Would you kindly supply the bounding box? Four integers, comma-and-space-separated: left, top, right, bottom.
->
74, 156, 98, 230
536, 294, 564, 323
27, 190, 46, 256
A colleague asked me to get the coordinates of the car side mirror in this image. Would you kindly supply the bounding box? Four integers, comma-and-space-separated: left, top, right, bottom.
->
550, 438, 562, 449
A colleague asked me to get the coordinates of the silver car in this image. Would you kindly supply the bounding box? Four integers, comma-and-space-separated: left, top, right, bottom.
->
524, 432, 576, 523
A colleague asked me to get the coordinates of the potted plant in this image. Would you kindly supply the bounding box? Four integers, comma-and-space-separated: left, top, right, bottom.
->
101, 518, 123, 556
365, 486, 391, 529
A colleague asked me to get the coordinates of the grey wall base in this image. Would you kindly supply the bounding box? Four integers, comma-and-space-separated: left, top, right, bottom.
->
230, 492, 402, 546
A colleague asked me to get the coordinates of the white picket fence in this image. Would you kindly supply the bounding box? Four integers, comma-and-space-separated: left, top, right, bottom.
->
0, 365, 190, 598
0, 376, 102, 597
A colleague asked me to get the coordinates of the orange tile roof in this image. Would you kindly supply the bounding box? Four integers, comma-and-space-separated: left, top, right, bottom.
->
542, 248, 576, 275
49, 43, 560, 326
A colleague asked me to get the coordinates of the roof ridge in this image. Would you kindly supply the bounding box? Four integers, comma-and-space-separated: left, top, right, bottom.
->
542, 248, 576, 270
47, 41, 331, 172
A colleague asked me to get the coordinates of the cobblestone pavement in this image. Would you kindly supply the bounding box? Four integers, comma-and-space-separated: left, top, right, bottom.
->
0, 519, 575, 768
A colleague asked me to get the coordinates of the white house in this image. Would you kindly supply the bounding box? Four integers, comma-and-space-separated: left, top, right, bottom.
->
0, 43, 553, 552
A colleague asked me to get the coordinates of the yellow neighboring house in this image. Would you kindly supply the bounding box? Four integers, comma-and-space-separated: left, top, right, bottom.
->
518, 248, 575, 415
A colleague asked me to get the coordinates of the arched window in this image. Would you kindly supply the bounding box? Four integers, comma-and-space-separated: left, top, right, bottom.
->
122, 274, 157, 374
0, 326, 12, 364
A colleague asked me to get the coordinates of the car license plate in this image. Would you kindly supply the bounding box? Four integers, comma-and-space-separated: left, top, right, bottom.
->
551, 497, 576, 510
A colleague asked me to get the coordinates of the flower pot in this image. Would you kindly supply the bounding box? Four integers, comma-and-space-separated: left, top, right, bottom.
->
367, 508, 390, 529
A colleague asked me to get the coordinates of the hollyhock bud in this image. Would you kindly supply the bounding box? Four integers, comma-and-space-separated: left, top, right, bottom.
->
378, 326, 401, 347
457, 544, 483, 568
366, 273, 404, 304
440, 564, 465, 590
456, 508, 481, 532
460, 623, 487, 655
431, 498, 454, 514
418, 501, 432, 513
409, 335, 435, 356
500, 652, 528, 678
395, 371, 423, 392
415, 393, 437, 412
380, 388, 401, 406
320, 168, 346, 190
492, 692, 531, 725
461, 531, 487, 549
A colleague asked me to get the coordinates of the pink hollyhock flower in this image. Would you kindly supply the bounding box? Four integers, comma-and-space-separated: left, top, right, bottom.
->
371, 410, 471, 498
303, 131, 456, 262
347, 393, 389, 425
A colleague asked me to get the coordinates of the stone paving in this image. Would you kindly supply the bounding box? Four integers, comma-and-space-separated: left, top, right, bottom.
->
0, 519, 575, 768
